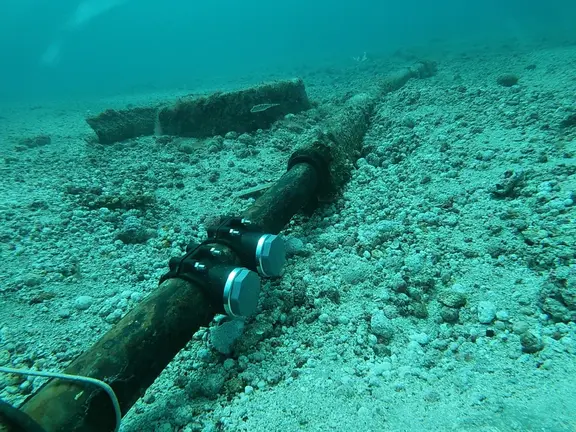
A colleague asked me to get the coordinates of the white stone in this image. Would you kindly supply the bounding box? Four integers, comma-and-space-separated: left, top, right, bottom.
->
477, 301, 496, 324
74, 295, 93, 310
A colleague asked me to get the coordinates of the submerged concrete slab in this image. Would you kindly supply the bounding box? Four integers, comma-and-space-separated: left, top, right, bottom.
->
85, 79, 311, 144
157, 78, 311, 138
86, 107, 157, 144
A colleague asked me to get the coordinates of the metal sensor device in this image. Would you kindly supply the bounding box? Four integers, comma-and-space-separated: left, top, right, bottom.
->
221, 267, 261, 317
245, 232, 286, 277
161, 216, 286, 318
208, 217, 286, 278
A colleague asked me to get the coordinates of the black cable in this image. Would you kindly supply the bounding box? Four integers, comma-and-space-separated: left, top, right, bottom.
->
0, 398, 47, 432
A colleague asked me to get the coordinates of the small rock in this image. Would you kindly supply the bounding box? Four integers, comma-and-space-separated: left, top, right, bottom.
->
493, 321, 507, 331
438, 290, 467, 308
357, 406, 371, 418
223, 359, 236, 371
178, 140, 201, 154
142, 393, 155, 404
197, 348, 212, 363
157, 423, 173, 432
410, 332, 430, 345
512, 321, 530, 335
423, 390, 441, 403
4, 373, 25, 386
23, 274, 43, 287
19, 380, 33, 394
285, 237, 306, 256
0, 350, 11, 366
238, 133, 253, 144
105, 309, 123, 324
440, 306, 460, 323
17, 135, 51, 150
74, 295, 94, 311
520, 331, 544, 353
57, 309, 71, 319
210, 319, 245, 355
492, 169, 525, 198
370, 311, 394, 341
560, 113, 576, 129
412, 302, 428, 319
130, 292, 143, 302
496, 74, 519, 87
477, 301, 496, 324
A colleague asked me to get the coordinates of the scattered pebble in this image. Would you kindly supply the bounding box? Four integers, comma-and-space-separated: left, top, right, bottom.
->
477, 301, 497, 324
440, 306, 460, 323
496, 73, 519, 87
74, 295, 94, 311
105, 310, 123, 324
438, 290, 467, 308
410, 332, 430, 345
521, 331, 544, 353
57, 308, 71, 319
370, 311, 394, 341
0, 350, 11, 366
512, 321, 530, 335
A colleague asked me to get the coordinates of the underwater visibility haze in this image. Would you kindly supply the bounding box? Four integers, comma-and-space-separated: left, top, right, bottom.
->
0, 1, 576, 431
0, 0, 575, 99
